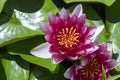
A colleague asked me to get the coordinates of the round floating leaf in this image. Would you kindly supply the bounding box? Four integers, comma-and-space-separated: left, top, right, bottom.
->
7, 36, 58, 72
29, 65, 65, 80
0, 0, 58, 47
15, 0, 58, 30
0, 13, 42, 47
1, 54, 29, 80
64, 0, 116, 6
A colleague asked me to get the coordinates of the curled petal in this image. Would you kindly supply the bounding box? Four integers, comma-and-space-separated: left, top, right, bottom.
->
30, 42, 52, 58
60, 8, 70, 21
76, 57, 88, 69
64, 66, 75, 79
91, 25, 104, 40
106, 41, 112, 52
105, 59, 119, 70
52, 54, 65, 64
67, 55, 78, 60
71, 4, 83, 17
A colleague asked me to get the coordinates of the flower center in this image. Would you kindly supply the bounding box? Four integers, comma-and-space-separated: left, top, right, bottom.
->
57, 27, 80, 48
79, 58, 101, 79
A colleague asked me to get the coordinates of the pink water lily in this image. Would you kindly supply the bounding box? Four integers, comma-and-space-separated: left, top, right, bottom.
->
30, 4, 98, 64
64, 43, 118, 80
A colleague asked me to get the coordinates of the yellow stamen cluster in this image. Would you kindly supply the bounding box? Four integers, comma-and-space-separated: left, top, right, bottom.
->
79, 58, 101, 79
57, 27, 80, 48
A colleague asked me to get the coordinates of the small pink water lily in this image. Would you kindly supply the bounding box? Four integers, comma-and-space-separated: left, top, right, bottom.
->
64, 43, 118, 80
30, 4, 98, 64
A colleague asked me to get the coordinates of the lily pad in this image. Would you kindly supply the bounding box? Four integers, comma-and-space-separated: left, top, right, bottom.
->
29, 65, 65, 80
0, 0, 6, 13
1, 54, 29, 80
106, 0, 120, 77
7, 36, 58, 72
64, 0, 116, 6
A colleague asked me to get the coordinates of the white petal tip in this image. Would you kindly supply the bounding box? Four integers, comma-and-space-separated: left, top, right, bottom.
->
30, 42, 52, 58
72, 4, 83, 17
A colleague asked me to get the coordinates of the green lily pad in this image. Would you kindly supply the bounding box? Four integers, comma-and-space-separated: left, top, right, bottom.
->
29, 65, 65, 80
106, 0, 120, 63
1, 54, 29, 80
0, 0, 6, 13
108, 73, 120, 80
0, 0, 58, 47
7, 36, 58, 72
14, 0, 58, 30
106, 0, 120, 77
64, 0, 116, 6
82, 4, 106, 43
0, 56, 6, 80
0, 13, 41, 47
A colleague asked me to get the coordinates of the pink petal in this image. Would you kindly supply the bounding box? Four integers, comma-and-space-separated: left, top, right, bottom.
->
48, 13, 58, 29
64, 66, 75, 79
52, 54, 65, 64
98, 43, 112, 62
91, 25, 104, 40
98, 52, 112, 63
30, 42, 52, 58
106, 41, 112, 52
71, 4, 83, 17
106, 73, 111, 78
45, 35, 56, 44
67, 55, 78, 60
55, 16, 63, 28
85, 43, 99, 54
83, 26, 96, 39
49, 45, 61, 54
105, 59, 118, 70
39, 22, 53, 35
75, 50, 85, 55
77, 25, 87, 36
80, 42, 98, 55
99, 43, 107, 52
77, 14, 86, 28
68, 15, 77, 27
94, 39, 99, 44
71, 74, 81, 80
76, 57, 88, 69
60, 8, 70, 21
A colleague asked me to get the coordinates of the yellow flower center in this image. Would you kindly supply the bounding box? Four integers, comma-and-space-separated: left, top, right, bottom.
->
79, 58, 101, 79
57, 27, 80, 48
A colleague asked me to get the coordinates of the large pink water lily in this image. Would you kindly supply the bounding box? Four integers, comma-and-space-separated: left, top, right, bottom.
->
64, 43, 118, 80
30, 4, 98, 64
